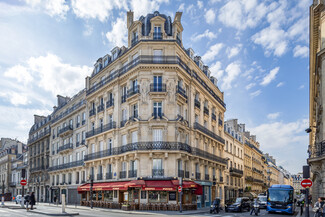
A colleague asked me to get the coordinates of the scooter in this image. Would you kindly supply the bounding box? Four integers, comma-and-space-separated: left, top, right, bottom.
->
252, 203, 260, 216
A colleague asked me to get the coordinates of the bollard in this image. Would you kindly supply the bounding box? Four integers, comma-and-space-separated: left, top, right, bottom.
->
21, 197, 25, 208
1, 196, 4, 206
62, 194, 66, 214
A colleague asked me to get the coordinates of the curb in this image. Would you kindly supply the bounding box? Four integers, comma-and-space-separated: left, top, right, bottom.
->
28, 210, 79, 216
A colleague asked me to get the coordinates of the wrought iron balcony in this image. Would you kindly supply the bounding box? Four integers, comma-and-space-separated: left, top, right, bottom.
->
193, 122, 225, 144
82, 120, 86, 125
120, 171, 127, 179
245, 176, 254, 182
219, 176, 224, 182
48, 160, 84, 172
121, 94, 127, 103
106, 99, 114, 109
218, 118, 223, 126
89, 109, 96, 117
194, 99, 201, 109
106, 172, 112, 180
153, 32, 162, 40
128, 170, 137, 178
212, 113, 216, 121
230, 167, 244, 177
58, 125, 73, 137
120, 120, 127, 128
57, 143, 73, 153
131, 36, 138, 46
127, 85, 140, 99
84, 141, 227, 165
176, 85, 187, 99
196, 172, 201, 180
76, 141, 80, 147
86, 122, 116, 138
28, 128, 50, 144
97, 173, 103, 180
51, 97, 86, 124
205, 174, 210, 180
97, 104, 105, 113
152, 169, 164, 177
204, 107, 209, 116
178, 170, 184, 178
30, 165, 45, 172
150, 83, 166, 92
76, 122, 80, 128
152, 112, 164, 119
185, 171, 190, 178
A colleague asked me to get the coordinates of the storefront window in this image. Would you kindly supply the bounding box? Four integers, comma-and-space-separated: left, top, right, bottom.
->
148, 191, 159, 203
104, 191, 113, 201
114, 190, 117, 198
160, 191, 167, 203
91, 192, 96, 201
141, 191, 146, 199
81, 193, 87, 201
98, 191, 102, 201
205, 187, 209, 202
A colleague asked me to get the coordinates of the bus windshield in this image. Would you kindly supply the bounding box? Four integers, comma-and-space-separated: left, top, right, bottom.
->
268, 189, 293, 203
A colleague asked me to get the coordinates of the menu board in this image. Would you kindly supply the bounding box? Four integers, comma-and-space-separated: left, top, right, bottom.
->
169, 192, 176, 201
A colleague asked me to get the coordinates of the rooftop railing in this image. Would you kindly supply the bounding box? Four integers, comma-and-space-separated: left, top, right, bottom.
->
86, 122, 116, 138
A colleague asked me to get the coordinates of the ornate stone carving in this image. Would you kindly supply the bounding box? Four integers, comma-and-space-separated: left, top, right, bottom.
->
141, 80, 149, 104
167, 80, 175, 103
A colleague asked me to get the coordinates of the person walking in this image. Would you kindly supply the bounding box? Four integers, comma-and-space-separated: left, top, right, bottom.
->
24, 193, 30, 211
313, 197, 324, 217
53, 194, 57, 204
29, 192, 36, 210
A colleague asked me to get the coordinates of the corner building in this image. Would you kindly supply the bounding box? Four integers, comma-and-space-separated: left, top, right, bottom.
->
78, 11, 227, 209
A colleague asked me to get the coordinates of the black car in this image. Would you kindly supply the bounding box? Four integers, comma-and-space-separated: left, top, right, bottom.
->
226, 197, 251, 212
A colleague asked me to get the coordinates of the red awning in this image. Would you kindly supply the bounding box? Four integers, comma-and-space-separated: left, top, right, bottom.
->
77, 181, 129, 192
171, 180, 199, 189
142, 180, 176, 191
125, 180, 145, 188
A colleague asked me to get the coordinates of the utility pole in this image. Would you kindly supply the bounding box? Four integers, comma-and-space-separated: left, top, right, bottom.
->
179, 177, 182, 213
90, 178, 93, 209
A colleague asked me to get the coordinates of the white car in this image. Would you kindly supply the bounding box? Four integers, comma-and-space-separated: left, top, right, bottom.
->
15, 195, 22, 204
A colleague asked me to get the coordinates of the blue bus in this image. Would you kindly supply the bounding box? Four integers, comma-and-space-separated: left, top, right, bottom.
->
266, 185, 295, 215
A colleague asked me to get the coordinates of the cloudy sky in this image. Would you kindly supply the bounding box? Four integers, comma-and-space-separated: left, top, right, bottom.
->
0, 0, 309, 174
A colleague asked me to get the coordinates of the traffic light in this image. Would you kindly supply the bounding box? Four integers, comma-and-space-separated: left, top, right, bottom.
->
21, 169, 26, 178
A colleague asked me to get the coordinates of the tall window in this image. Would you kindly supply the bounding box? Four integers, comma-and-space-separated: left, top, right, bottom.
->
131, 131, 138, 143
108, 114, 113, 123
153, 76, 162, 91
133, 104, 138, 118
77, 115, 80, 127
121, 162, 127, 171
178, 160, 182, 171
153, 49, 163, 62
107, 139, 112, 154
153, 102, 162, 117
153, 26, 162, 39
130, 160, 137, 171
99, 141, 103, 151
82, 112, 86, 124
91, 144, 95, 153
122, 109, 127, 121
153, 159, 162, 170
122, 135, 127, 146
153, 129, 162, 141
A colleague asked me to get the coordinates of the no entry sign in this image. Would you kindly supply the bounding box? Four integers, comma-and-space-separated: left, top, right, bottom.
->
178, 186, 182, 192
301, 179, 313, 188
20, 179, 27, 186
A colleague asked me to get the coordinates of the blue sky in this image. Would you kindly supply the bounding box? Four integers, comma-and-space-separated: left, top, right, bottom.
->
0, 0, 310, 174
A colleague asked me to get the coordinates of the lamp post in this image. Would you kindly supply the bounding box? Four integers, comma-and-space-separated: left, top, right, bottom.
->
89, 177, 93, 209
1, 178, 5, 206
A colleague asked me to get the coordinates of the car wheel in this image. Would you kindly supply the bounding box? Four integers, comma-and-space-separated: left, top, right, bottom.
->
239, 207, 242, 212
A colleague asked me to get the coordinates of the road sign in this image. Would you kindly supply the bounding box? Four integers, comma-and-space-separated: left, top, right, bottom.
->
20, 179, 27, 186
301, 179, 313, 188
178, 186, 182, 193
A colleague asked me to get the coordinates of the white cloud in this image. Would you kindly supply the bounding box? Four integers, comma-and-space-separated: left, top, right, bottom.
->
245, 82, 256, 90
83, 23, 93, 36
130, 0, 169, 19
293, 45, 308, 58
1, 53, 92, 106
288, 17, 309, 42
260, 67, 280, 86
299, 84, 305, 89
226, 44, 242, 59
191, 29, 217, 42
267, 112, 280, 120
24, 0, 69, 19
205, 9, 216, 24
197, 1, 203, 9
105, 14, 128, 47
276, 82, 284, 87
210, 61, 224, 79
202, 43, 224, 63
252, 24, 287, 56
221, 62, 241, 90
178, 3, 185, 11
250, 89, 261, 98
218, 0, 267, 30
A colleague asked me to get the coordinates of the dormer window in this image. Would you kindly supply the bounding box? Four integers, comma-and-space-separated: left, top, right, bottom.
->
154, 26, 162, 40
132, 31, 138, 46
104, 58, 108, 67
112, 50, 118, 60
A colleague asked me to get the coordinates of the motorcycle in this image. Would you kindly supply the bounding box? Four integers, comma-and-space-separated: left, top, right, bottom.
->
210, 198, 220, 214
252, 203, 260, 216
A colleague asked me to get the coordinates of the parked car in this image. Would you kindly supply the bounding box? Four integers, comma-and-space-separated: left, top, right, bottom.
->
226, 197, 251, 212
15, 195, 22, 204
258, 195, 267, 209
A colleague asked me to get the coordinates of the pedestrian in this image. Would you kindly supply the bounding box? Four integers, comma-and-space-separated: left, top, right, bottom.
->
24, 193, 30, 211
29, 192, 36, 210
53, 194, 57, 204
313, 197, 324, 217
300, 198, 305, 216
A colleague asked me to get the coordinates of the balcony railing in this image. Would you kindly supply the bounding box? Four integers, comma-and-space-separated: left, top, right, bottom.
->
212, 113, 216, 121
89, 109, 96, 117
205, 174, 210, 180
106, 172, 112, 180
178, 170, 184, 178
97, 173, 103, 180
219, 176, 224, 182
127, 85, 140, 99
193, 122, 225, 144
196, 172, 201, 180
86, 55, 226, 109
150, 83, 166, 92
106, 99, 114, 109
58, 125, 73, 136
131, 36, 138, 46
28, 128, 51, 144
185, 171, 190, 178
194, 99, 201, 109
218, 118, 223, 126
48, 160, 84, 172
120, 120, 127, 128
121, 95, 127, 103
230, 167, 244, 177
57, 143, 73, 153
82, 120, 86, 125
84, 141, 227, 165
86, 122, 116, 138
176, 85, 187, 99
152, 112, 163, 119
152, 169, 164, 177
153, 32, 163, 40
9, 182, 16, 187
30, 165, 45, 172
204, 107, 209, 116
120, 171, 127, 179
310, 140, 325, 158
128, 170, 137, 178
97, 104, 105, 113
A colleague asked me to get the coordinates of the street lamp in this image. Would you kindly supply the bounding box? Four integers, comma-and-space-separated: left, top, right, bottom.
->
89, 176, 93, 209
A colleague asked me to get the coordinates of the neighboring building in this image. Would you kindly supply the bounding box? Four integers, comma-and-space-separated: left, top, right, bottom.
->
308, 0, 325, 200
27, 115, 51, 202
49, 90, 87, 204
0, 138, 26, 195
264, 154, 279, 187
11, 151, 29, 197
278, 166, 292, 186
79, 10, 227, 208
223, 120, 244, 203
292, 173, 303, 195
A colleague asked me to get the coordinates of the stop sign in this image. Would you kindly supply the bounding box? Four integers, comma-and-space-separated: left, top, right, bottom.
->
20, 179, 27, 186
178, 186, 182, 192
301, 179, 313, 188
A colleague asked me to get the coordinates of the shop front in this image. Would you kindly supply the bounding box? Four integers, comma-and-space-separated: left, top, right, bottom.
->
77, 179, 201, 211
194, 180, 212, 208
